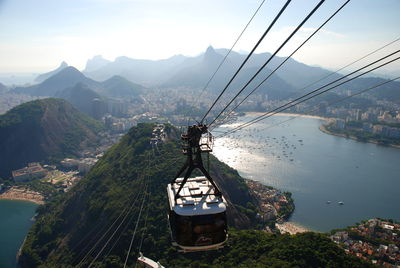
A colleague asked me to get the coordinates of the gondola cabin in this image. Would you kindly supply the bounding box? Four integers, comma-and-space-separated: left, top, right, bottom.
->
167, 176, 228, 252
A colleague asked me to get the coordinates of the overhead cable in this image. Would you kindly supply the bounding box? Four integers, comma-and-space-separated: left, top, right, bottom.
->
210, 0, 350, 129
252, 76, 400, 134
209, 0, 328, 127
200, 0, 292, 123
87, 177, 146, 268
188, 0, 267, 123
123, 156, 151, 268
212, 35, 400, 129
76, 186, 142, 267
218, 52, 400, 137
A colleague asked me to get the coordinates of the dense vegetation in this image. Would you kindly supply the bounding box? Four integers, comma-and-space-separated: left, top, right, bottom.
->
19, 123, 371, 267
0, 98, 104, 179
160, 230, 374, 268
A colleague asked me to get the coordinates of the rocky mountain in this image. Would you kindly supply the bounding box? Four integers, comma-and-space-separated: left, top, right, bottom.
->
19, 123, 371, 268
34, 61, 69, 83
84, 55, 111, 73
83, 54, 187, 86
163, 46, 297, 100
0, 98, 103, 178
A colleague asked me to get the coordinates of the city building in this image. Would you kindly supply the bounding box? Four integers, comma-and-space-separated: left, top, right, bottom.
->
335, 119, 346, 129
78, 158, 98, 173
12, 163, 47, 182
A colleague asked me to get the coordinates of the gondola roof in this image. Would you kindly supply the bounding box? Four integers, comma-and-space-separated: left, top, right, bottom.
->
167, 176, 226, 216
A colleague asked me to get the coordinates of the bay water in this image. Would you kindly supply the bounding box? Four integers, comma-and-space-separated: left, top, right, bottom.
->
0, 200, 37, 268
213, 114, 400, 232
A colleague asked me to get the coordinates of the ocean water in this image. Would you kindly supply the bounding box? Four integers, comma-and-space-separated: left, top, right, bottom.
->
0, 200, 37, 268
213, 114, 400, 232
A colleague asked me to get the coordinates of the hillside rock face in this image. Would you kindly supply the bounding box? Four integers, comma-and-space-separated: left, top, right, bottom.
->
84, 55, 111, 73
0, 98, 103, 178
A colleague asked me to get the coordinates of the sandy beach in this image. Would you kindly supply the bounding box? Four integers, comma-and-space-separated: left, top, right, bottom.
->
0, 186, 44, 205
245, 112, 329, 121
275, 221, 310, 235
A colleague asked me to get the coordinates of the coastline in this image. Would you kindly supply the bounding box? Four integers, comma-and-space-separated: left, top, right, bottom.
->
245, 111, 400, 149
319, 124, 400, 150
0, 187, 44, 205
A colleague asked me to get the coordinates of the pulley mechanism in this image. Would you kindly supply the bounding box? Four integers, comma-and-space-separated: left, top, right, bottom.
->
171, 124, 221, 199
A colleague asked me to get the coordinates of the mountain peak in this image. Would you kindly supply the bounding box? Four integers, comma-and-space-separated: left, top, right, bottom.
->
203, 45, 223, 65
52, 66, 85, 80
34, 61, 69, 83
205, 45, 216, 56
60, 61, 68, 68
13, 66, 97, 97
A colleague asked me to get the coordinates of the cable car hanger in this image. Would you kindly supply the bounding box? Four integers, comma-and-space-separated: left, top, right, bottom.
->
171, 123, 221, 200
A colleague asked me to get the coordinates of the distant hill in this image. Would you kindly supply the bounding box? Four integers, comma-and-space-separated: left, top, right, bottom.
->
0, 98, 104, 178
55, 83, 103, 118
84, 54, 187, 86
18, 123, 371, 268
34, 61, 69, 83
99, 75, 144, 98
13, 67, 146, 102
338, 77, 400, 103
83, 46, 338, 92
162, 46, 233, 90
13, 67, 99, 97
163, 46, 296, 99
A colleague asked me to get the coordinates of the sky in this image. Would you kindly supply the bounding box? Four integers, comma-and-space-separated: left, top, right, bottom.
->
0, 0, 399, 75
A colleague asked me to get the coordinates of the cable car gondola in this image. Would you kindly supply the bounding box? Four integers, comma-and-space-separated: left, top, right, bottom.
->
167, 124, 228, 252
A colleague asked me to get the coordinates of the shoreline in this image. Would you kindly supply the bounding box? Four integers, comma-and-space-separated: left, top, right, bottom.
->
319, 124, 400, 150
245, 112, 328, 121
0, 187, 45, 205
275, 221, 311, 235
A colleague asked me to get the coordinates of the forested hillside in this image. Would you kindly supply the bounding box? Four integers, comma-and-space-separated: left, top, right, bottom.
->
0, 98, 103, 178
19, 123, 371, 267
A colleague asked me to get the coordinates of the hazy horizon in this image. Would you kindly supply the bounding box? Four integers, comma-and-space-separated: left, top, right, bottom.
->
1, 0, 399, 74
